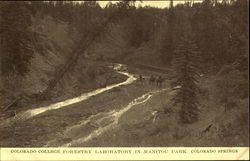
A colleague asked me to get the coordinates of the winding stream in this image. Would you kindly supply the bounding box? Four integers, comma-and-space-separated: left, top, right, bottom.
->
1, 64, 136, 125
2, 63, 168, 147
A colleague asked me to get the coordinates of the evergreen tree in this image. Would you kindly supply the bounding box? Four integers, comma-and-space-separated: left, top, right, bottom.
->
171, 37, 201, 124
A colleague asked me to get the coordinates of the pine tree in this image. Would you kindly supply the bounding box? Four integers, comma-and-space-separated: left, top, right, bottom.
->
171, 37, 201, 124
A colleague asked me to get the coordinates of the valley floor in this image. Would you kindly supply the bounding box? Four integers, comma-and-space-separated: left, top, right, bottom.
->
0, 64, 248, 147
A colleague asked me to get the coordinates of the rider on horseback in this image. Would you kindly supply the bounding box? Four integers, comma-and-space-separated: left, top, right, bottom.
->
149, 75, 156, 85
156, 75, 164, 88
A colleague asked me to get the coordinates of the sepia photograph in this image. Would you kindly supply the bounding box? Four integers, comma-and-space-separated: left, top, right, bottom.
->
0, 0, 249, 159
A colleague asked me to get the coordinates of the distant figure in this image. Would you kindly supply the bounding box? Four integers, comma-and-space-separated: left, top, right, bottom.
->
149, 75, 156, 85
139, 74, 143, 81
138, 74, 145, 84
156, 75, 164, 88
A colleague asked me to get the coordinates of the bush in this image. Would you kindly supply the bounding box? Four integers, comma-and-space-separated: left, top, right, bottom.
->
215, 68, 247, 111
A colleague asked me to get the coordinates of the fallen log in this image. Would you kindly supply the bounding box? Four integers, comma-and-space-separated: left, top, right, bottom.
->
202, 124, 213, 133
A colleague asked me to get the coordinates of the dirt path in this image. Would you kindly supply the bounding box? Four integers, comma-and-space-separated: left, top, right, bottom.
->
0, 64, 136, 127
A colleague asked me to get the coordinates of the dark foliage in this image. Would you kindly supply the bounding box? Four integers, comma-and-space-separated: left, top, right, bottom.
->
0, 2, 33, 76
1, 0, 248, 76
171, 37, 201, 124
0, 0, 248, 101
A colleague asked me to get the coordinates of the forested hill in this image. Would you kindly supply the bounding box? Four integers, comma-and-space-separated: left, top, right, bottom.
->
0, 0, 248, 112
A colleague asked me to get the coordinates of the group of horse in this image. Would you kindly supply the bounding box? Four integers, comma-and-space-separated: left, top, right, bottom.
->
138, 74, 164, 87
